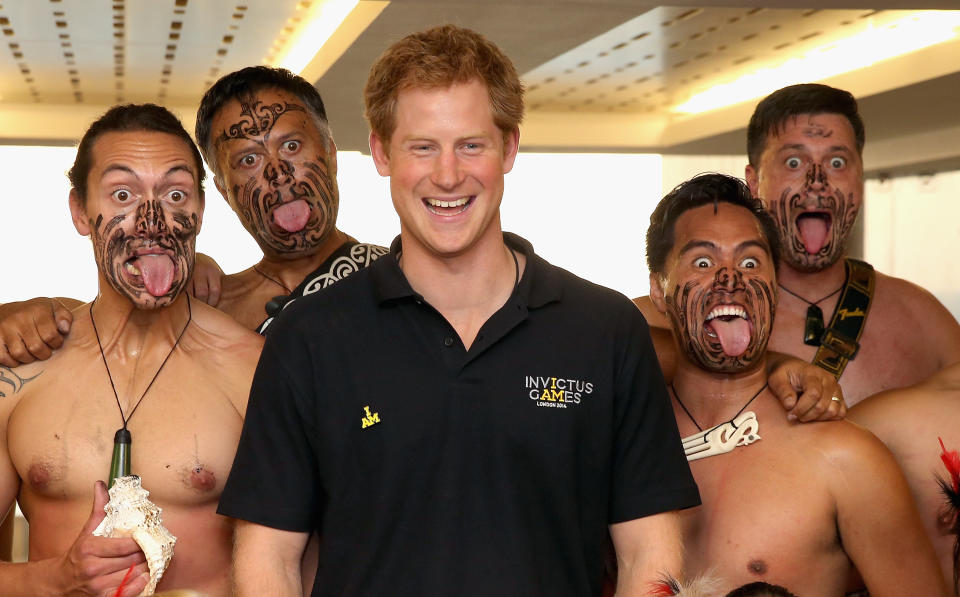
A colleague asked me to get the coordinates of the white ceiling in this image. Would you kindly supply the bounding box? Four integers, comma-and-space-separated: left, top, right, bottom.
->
0, 0, 958, 176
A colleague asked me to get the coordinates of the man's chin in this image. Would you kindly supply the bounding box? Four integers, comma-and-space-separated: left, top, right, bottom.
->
784, 251, 842, 273
259, 228, 333, 259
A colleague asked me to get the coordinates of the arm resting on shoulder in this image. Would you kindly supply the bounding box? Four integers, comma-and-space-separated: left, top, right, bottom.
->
233, 519, 308, 597
766, 351, 845, 422
610, 511, 684, 597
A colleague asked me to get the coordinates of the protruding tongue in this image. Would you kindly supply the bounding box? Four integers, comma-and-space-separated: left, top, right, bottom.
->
797, 215, 829, 254
708, 317, 751, 357
136, 254, 175, 297
272, 200, 311, 232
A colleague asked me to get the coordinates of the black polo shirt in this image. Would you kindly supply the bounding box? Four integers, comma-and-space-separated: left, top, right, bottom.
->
219, 233, 699, 597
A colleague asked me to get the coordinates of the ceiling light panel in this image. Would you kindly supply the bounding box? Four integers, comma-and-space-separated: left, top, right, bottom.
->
0, 0, 306, 107
523, 7, 957, 115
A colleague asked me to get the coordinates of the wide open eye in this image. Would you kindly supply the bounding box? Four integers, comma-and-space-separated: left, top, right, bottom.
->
694, 256, 713, 268
740, 257, 759, 269
785, 156, 802, 169
829, 156, 846, 169
112, 189, 133, 202
283, 140, 301, 153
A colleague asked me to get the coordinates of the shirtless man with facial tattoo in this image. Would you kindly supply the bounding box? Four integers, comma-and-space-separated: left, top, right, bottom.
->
638, 84, 960, 406
647, 173, 945, 596
0, 66, 387, 351
0, 105, 262, 596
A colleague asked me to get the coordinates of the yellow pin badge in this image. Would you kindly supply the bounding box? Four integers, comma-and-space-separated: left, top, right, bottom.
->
361, 405, 380, 429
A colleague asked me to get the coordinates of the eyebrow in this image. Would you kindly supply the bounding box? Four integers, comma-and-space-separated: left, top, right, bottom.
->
678, 239, 717, 255
677, 238, 770, 255
776, 142, 853, 154
100, 163, 196, 183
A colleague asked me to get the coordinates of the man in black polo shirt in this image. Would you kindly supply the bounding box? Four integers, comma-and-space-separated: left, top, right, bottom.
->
219, 25, 700, 596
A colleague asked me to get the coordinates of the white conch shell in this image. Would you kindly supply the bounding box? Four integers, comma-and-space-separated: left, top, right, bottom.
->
93, 475, 177, 596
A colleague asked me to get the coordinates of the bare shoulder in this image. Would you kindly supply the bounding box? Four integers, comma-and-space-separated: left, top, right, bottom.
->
796, 419, 896, 472
186, 300, 263, 350
0, 360, 46, 410
874, 271, 960, 332
871, 271, 960, 364
631, 295, 669, 328
849, 362, 960, 451
182, 300, 263, 416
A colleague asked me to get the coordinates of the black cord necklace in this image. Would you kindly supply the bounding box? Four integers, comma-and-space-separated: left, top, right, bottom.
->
778, 283, 842, 346
253, 264, 293, 294
253, 265, 295, 318
669, 381, 769, 433
90, 294, 192, 487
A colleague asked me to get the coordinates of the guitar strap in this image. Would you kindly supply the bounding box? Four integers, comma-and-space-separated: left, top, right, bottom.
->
811, 258, 875, 379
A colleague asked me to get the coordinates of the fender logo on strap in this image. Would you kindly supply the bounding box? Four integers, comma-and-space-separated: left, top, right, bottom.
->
812, 258, 875, 380
837, 307, 866, 321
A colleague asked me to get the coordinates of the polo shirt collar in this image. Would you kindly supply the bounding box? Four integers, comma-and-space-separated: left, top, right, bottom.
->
370, 232, 563, 310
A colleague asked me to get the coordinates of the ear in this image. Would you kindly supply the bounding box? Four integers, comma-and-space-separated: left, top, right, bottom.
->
213, 173, 227, 200
69, 189, 91, 236
328, 138, 338, 177
369, 132, 391, 177
744, 163, 759, 197
501, 127, 520, 174
649, 272, 669, 315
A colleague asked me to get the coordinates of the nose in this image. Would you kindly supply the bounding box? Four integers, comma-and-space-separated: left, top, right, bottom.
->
135, 200, 168, 237
805, 164, 827, 191
431, 149, 463, 190
264, 158, 295, 188
713, 267, 744, 292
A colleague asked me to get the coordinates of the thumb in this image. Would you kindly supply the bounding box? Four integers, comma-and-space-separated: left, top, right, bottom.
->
52, 299, 74, 334
82, 480, 110, 534
767, 367, 798, 410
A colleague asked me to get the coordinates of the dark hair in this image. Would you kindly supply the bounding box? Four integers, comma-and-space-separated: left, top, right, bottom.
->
364, 24, 524, 145
725, 581, 797, 597
194, 66, 330, 175
646, 173, 780, 274
68, 103, 205, 205
747, 83, 865, 167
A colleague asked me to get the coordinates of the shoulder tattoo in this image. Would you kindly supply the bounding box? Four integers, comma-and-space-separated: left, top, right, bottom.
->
0, 366, 41, 398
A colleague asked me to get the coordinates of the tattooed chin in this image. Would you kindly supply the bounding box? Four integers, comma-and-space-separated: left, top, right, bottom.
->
246, 190, 337, 256
97, 236, 194, 309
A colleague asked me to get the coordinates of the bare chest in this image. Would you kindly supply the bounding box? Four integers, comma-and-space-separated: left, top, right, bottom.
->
9, 366, 242, 511
681, 442, 849, 594
770, 299, 936, 404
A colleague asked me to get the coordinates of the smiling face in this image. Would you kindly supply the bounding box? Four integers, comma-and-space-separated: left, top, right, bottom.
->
369, 79, 519, 260
651, 203, 777, 374
210, 88, 339, 259
70, 131, 202, 310
746, 112, 863, 273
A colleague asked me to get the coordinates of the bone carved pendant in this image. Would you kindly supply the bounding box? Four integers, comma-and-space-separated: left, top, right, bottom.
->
93, 475, 177, 596
681, 411, 761, 461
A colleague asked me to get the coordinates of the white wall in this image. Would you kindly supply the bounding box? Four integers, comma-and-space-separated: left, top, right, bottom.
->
863, 170, 960, 319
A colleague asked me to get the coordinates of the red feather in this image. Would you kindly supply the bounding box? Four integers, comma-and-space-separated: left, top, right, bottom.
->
648, 577, 680, 596
112, 563, 136, 597
939, 437, 960, 493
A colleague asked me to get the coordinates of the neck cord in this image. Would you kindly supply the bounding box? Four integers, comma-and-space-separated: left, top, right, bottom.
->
508, 246, 520, 290
669, 381, 768, 433
90, 294, 193, 429
253, 265, 293, 295
778, 283, 841, 307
